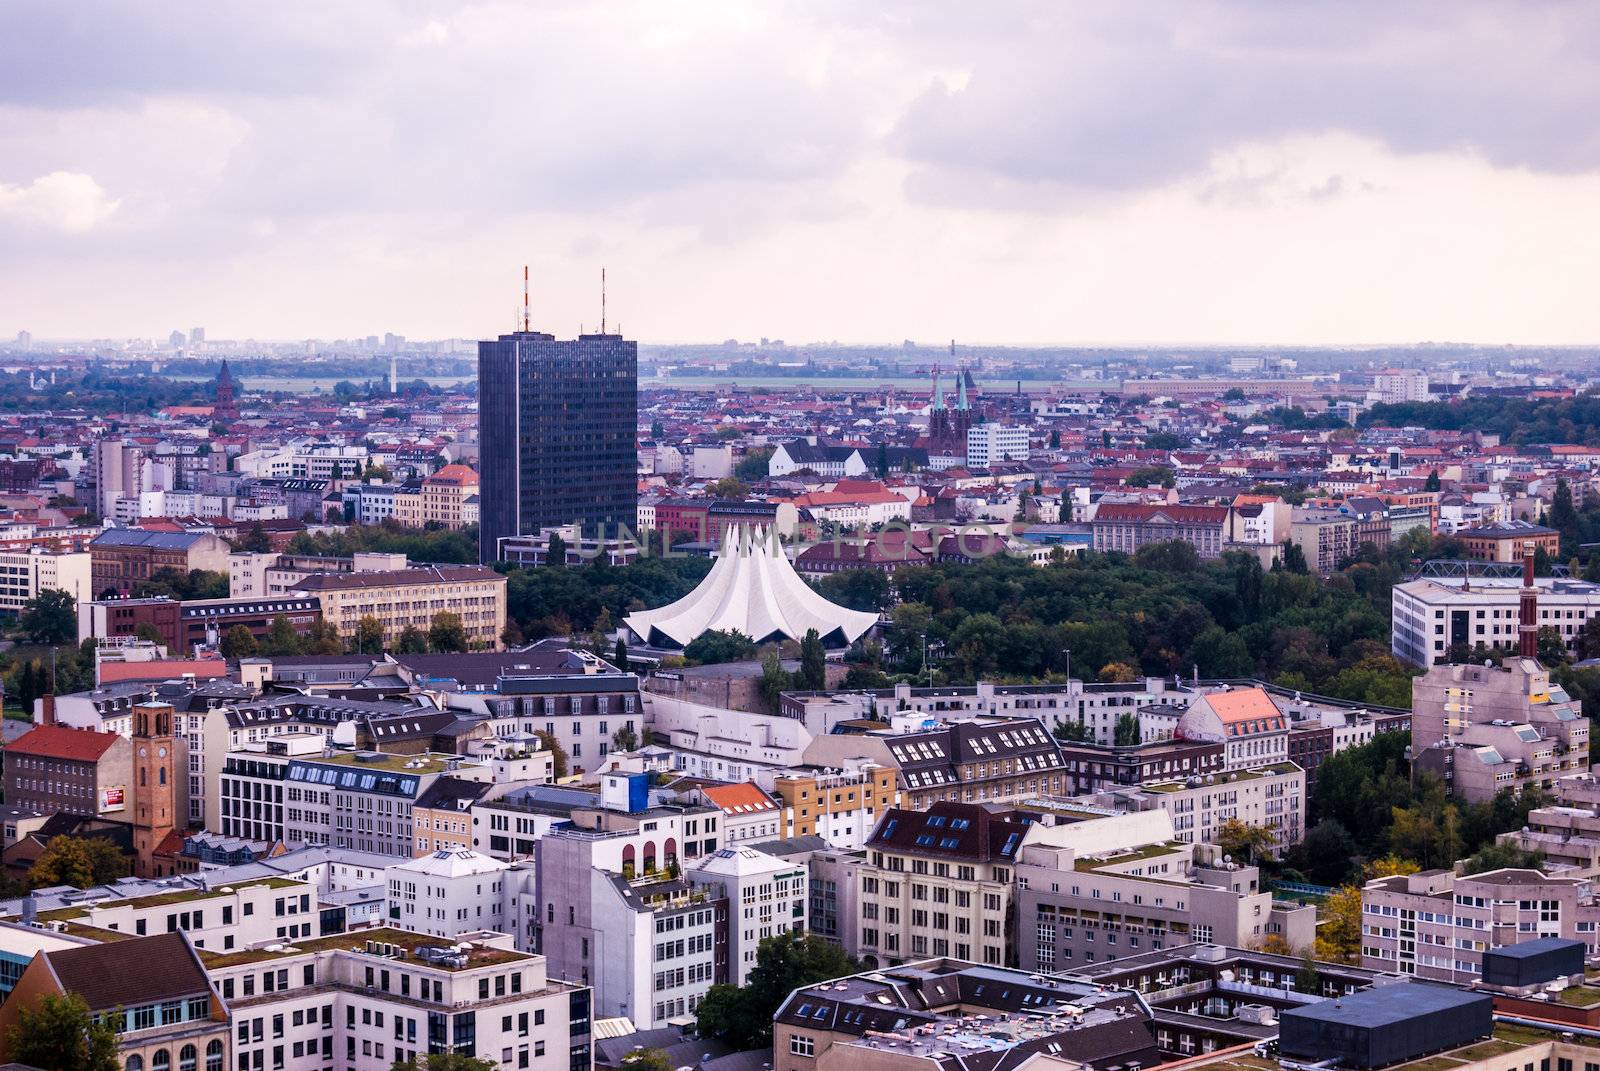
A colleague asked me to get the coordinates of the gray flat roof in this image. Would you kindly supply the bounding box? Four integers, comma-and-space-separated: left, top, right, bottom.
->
1283, 981, 1488, 1028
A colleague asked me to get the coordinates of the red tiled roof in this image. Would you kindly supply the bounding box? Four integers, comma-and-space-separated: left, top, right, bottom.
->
8, 725, 123, 762
700, 782, 779, 814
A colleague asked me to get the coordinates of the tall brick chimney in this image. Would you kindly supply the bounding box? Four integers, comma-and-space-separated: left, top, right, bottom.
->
39, 693, 55, 727
1519, 540, 1539, 660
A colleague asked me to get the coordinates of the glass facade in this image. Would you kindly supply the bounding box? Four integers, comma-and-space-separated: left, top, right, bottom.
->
478, 331, 638, 562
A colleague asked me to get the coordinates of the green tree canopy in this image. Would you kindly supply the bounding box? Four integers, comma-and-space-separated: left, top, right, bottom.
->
429, 611, 469, 653
20, 588, 77, 645
696, 933, 861, 1050
8, 992, 120, 1071
683, 629, 758, 665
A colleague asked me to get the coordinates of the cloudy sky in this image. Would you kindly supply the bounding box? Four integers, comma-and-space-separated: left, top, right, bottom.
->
4, 1, 1600, 345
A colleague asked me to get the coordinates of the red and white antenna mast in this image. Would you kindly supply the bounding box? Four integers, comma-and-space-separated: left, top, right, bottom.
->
601, 267, 607, 335
522, 265, 530, 332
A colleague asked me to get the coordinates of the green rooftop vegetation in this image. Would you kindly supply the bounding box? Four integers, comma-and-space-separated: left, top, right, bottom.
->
201, 926, 530, 971
1074, 841, 1185, 872
318, 751, 460, 774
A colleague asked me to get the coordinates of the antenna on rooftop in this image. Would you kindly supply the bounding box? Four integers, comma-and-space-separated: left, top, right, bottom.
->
601, 267, 607, 335
522, 265, 530, 333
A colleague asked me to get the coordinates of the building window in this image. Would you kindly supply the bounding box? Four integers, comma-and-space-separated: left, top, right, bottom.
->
789, 1036, 815, 1057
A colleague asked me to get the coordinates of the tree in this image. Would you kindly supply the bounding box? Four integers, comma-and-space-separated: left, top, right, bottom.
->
734, 448, 775, 482
238, 521, 273, 553
613, 637, 630, 672
1552, 477, 1580, 552
758, 649, 792, 713
589, 607, 614, 656
1314, 885, 1363, 963
428, 611, 468, 653
389, 1055, 495, 1071
1295, 952, 1320, 994
1216, 819, 1276, 865
28, 835, 127, 890
1126, 464, 1176, 488
1363, 855, 1420, 880
133, 622, 166, 646
798, 628, 827, 691
707, 476, 750, 500
305, 617, 345, 655
354, 616, 385, 655
1280, 540, 1309, 574
611, 725, 639, 752
683, 629, 757, 665
1190, 626, 1255, 678
1113, 712, 1141, 746
1462, 841, 1545, 875
1098, 661, 1139, 683
1424, 468, 1441, 492
19, 588, 76, 645
397, 625, 429, 654
1052, 719, 1093, 742
8, 992, 120, 1071
260, 614, 304, 657
1537, 625, 1569, 665
1254, 933, 1294, 956
696, 933, 861, 1049
220, 624, 258, 661
534, 730, 569, 779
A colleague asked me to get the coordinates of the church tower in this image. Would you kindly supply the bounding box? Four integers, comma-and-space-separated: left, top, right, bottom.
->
131, 701, 180, 878
213, 360, 240, 422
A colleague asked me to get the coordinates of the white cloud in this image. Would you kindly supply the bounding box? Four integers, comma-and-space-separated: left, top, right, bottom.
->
0, 171, 119, 232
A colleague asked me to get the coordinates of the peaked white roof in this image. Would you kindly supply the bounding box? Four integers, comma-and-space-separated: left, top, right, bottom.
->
387, 848, 508, 879
625, 526, 878, 649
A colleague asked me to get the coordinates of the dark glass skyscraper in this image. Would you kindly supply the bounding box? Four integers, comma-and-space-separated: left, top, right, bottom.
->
478, 329, 637, 563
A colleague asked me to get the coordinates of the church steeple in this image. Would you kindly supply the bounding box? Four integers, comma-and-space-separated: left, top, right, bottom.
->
213, 360, 239, 422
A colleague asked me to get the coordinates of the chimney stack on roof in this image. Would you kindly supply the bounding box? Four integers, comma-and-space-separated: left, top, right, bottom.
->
1519, 540, 1539, 660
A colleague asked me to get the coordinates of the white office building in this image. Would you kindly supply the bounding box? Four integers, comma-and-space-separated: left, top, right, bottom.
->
965, 423, 1030, 468
385, 849, 509, 938
1392, 574, 1600, 666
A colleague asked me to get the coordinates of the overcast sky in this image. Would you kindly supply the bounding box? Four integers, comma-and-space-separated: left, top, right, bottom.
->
5, 1, 1600, 345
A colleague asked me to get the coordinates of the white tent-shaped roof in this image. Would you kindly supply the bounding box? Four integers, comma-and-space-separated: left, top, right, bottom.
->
625, 526, 879, 649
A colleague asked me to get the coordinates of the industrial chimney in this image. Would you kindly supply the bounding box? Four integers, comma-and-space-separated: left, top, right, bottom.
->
1519, 540, 1539, 660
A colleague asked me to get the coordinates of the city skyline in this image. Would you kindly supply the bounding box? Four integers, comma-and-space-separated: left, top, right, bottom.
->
5, 2, 1600, 345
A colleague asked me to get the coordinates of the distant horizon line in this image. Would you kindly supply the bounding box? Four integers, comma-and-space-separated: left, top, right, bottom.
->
12, 336, 1600, 351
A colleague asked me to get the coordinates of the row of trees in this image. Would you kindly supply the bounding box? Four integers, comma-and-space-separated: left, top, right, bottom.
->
217, 611, 472, 661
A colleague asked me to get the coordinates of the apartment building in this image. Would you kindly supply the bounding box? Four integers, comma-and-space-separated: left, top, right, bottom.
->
875, 717, 1067, 810
218, 739, 489, 857
770, 765, 897, 849
411, 776, 489, 856
1500, 774, 1600, 878
229, 551, 408, 599
386, 849, 509, 938
965, 423, 1030, 468
535, 778, 730, 1028
1458, 522, 1560, 563
90, 529, 232, 596
0, 545, 90, 615
1056, 738, 1225, 796
205, 928, 589, 1071
1088, 760, 1306, 854
1090, 503, 1230, 559
421, 464, 480, 530
1173, 686, 1288, 771
447, 669, 643, 775
1411, 657, 1590, 803
1012, 810, 1316, 972
1361, 867, 1600, 981
689, 845, 808, 984
22, 876, 326, 952
1289, 510, 1359, 575
852, 801, 1026, 968
3, 724, 132, 818
291, 564, 506, 649
0, 933, 230, 1071
688, 783, 784, 843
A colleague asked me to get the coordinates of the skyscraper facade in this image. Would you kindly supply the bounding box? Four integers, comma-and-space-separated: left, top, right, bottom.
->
478, 329, 637, 563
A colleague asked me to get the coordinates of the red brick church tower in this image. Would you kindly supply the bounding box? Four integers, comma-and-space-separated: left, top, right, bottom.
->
213, 360, 240, 423
131, 702, 179, 878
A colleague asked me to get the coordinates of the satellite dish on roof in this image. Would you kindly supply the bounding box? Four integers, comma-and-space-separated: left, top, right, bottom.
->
332, 722, 357, 746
